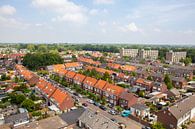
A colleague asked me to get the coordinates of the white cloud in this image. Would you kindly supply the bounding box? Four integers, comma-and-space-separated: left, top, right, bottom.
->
89, 9, 99, 15
0, 5, 30, 29
94, 0, 114, 4
98, 21, 107, 26
0, 5, 16, 16
119, 22, 140, 32
32, 0, 87, 24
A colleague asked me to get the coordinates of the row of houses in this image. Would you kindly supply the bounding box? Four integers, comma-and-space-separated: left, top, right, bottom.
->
50, 64, 138, 109
77, 57, 101, 66
15, 64, 74, 112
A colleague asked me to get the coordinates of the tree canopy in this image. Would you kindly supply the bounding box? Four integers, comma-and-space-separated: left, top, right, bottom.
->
23, 52, 63, 70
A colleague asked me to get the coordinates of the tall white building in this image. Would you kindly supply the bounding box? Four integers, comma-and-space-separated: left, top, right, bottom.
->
138, 49, 159, 59
120, 48, 139, 57
166, 50, 186, 63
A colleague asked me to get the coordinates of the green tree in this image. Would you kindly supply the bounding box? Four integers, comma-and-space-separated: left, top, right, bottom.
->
147, 76, 153, 81
27, 44, 35, 52
21, 99, 35, 112
151, 122, 165, 129
164, 74, 173, 89
23, 52, 63, 70
38, 45, 47, 52
138, 91, 145, 97
180, 57, 192, 66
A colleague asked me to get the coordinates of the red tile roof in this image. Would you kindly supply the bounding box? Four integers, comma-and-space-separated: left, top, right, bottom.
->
103, 83, 125, 97
36, 79, 48, 90
94, 80, 107, 90
83, 77, 98, 86
64, 62, 81, 68
86, 66, 115, 75
78, 57, 101, 66
42, 82, 57, 98
73, 73, 86, 83
107, 63, 121, 69
120, 65, 137, 72
65, 71, 76, 79
50, 88, 74, 111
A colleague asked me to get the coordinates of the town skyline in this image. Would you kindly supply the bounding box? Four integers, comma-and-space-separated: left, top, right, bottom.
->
0, 0, 195, 44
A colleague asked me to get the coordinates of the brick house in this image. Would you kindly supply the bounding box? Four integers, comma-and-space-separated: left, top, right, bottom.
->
135, 78, 153, 92
157, 95, 195, 129
152, 82, 168, 93
93, 80, 107, 97
119, 92, 138, 109
73, 73, 86, 86
82, 77, 98, 92
151, 73, 164, 82
171, 77, 187, 89
50, 88, 74, 111
102, 83, 125, 105
64, 71, 76, 83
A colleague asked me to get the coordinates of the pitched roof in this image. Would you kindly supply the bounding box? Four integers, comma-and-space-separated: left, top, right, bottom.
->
86, 66, 115, 75
50, 88, 74, 111
64, 62, 81, 68
131, 104, 149, 111
120, 91, 137, 101
94, 80, 107, 90
107, 63, 121, 69
120, 65, 137, 72
65, 71, 76, 79
42, 82, 57, 98
73, 73, 86, 83
36, 79, 47, 90
78, 109, 120, 129
168, 95, 195, 119
136, 78, 153, 86
103, 83, 125, 97
60, 108, 85, 125
78, 57, 101, 66
83, 77, 98, 86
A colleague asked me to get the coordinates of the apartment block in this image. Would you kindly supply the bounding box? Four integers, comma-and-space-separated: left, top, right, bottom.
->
138, 49, 159, 59
166, 50, 187, 63
120, 48, 139, 57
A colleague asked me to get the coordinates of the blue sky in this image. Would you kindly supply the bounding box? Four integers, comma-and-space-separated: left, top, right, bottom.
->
0, 0, 195, 44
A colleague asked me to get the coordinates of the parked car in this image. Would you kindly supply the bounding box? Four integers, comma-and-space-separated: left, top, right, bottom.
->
82, 103, 88, 107
108, 103, 114, 108
94, 102, 101, 107
99, 105, 107, 111
78, 94, 83, 98
121, 110, 131, 117
108, 110, 117, 115
142, 126, 151, 129
87, 99, 94, 104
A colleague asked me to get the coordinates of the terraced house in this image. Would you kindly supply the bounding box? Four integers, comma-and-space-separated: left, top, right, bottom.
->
157, 95, 195, 129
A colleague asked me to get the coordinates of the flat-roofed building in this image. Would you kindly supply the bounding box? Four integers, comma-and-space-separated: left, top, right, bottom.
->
138, 49, 159, 59
166, 50, 187, 63
120, 48, 138, 57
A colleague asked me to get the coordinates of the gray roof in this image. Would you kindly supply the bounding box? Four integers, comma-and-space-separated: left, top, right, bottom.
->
78, 109, 120, 129
169, 94, 195, 119
171, 77, 186, 82
131, 104, 149, 111
60, 108, 85, 125
169, 88, 180, 96
5, 112, 29, 124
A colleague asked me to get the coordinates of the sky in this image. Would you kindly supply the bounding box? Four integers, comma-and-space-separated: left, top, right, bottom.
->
0, 0, 195, 45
